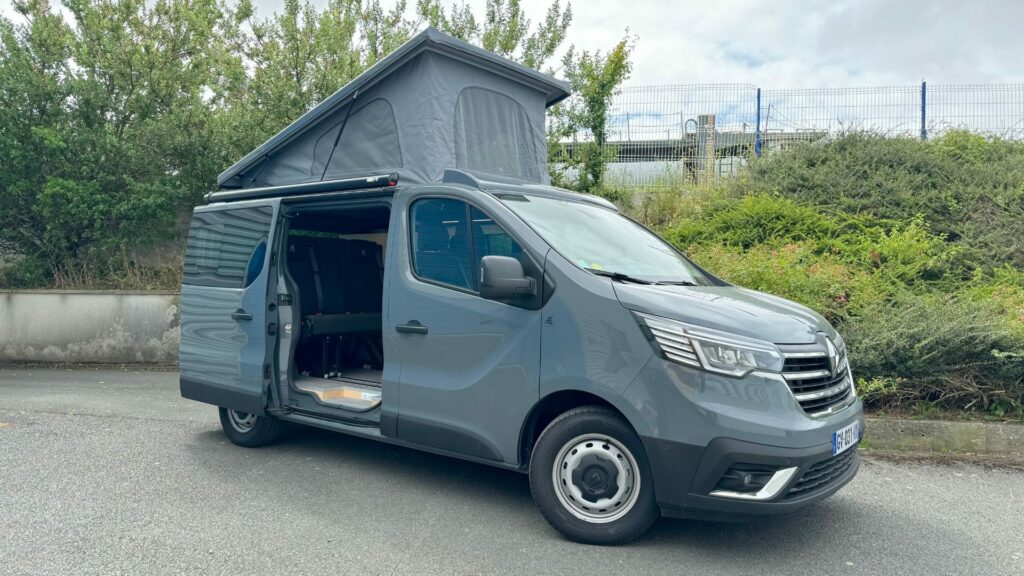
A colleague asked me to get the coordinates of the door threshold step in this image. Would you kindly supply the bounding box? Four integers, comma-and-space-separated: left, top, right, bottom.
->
294, 377, 381, 412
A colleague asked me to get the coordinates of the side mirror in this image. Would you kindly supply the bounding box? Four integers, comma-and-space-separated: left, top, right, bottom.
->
480, 255, 536, 300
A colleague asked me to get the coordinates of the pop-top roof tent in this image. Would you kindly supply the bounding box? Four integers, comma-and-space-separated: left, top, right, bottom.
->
217, 27, 571, 190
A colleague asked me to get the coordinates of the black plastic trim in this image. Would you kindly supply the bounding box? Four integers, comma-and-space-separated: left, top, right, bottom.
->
642, 434, 862, 520
180, 377, 264, 415
396, 415, 503, 462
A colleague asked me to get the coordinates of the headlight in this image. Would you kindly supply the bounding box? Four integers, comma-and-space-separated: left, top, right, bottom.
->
634, 312, 785, 377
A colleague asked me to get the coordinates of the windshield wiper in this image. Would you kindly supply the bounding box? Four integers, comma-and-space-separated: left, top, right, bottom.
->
654, 279, 700, 286
584, 268, 654, 285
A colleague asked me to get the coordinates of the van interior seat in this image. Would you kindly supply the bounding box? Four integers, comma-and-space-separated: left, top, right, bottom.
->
287, 236, 384, 337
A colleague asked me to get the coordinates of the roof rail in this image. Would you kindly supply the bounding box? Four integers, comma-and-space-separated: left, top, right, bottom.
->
204, 173, 399, 204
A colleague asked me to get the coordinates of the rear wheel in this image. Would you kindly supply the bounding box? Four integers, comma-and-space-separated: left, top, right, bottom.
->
218, 407, 286, 447
529, 406, 659, 545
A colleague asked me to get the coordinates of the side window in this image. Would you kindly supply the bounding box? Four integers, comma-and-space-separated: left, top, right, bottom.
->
184, 206, 274, 288
243, 239, 268, 287
411, 198, 473, 290
470, 206, 523, 270
410, 199, 523, 293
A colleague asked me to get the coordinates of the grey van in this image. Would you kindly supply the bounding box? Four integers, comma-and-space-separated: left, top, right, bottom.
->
180, 28, 862, 545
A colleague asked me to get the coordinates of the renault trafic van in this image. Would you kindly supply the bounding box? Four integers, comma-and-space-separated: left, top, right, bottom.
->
180, 28, 862, 545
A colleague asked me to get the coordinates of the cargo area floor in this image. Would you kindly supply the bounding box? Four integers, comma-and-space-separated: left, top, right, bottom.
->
294, 369, 382, 411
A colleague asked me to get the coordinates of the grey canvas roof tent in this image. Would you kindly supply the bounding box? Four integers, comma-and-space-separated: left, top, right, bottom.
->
217, 27, 571, 191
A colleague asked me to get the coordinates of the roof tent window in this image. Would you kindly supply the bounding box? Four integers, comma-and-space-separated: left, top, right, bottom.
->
454, 87, 540, 181
322, 98, 402, 178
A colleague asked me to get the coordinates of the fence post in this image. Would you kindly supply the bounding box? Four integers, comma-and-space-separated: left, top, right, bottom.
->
920, 81, 927, 141
754, 87, 762, 157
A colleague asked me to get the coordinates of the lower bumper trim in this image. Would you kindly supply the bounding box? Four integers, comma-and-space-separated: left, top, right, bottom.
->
641, 431, 863, 520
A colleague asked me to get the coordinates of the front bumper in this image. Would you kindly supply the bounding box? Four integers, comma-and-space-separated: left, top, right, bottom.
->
642, 433, 862, 520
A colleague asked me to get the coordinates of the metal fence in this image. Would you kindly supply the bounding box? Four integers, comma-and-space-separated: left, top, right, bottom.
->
559, 82, 1024, 188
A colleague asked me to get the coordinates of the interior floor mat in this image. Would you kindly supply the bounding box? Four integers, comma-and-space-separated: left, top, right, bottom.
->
294, 376, 382, 412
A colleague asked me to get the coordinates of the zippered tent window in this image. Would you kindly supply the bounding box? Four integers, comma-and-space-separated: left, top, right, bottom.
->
454, 87, 540, 181
315, 98, 402, 179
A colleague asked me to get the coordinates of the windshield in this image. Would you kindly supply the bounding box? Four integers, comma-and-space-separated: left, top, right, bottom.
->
500, 194, 711, 285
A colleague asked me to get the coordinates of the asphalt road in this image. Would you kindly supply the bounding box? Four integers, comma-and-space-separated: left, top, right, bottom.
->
1, 367, 1022, 576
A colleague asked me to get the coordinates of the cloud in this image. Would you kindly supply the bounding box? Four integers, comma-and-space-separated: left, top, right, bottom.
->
517, 0, 1024, 87
9, 0, 1023, 88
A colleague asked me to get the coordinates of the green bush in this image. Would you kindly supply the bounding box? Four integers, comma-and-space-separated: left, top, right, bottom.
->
843, 292, 1024, 410
654, 134, 1024, 413
663, 194, 844, 250
684, 241, 882, 324
740, 131, 1024, 271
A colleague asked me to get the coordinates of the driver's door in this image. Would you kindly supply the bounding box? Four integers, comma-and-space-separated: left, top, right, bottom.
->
388, 195, 542, 464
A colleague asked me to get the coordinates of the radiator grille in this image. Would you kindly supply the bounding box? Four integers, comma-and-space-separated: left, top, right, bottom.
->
781, 343, 854, 416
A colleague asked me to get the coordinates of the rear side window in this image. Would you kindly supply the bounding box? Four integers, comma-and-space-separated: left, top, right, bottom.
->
184, 206, 274, 288
410, 199, 523, 292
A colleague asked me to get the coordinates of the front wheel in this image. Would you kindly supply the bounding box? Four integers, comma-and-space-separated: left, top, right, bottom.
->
529, 406, 659, 545
218, 407, 286, 447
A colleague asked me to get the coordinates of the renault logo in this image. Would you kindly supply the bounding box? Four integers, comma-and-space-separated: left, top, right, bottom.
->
825, 338, 839, 376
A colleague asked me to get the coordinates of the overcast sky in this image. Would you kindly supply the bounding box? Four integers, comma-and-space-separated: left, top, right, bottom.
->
5, 0, 1023, 87
547, 0, 1024, 87
264, 0, 1024, 88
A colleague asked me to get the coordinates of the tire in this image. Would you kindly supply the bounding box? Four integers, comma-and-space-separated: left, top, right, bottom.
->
218, 407, 287, 447
529, 406, 659, 545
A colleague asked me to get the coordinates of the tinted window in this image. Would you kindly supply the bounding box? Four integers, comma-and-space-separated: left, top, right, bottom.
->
184, 206, 274, 288
411, 199, 473, 290
454, 88, 540, 181
321, 98, 402, 178
470, 206, 523, 272
411, 199, 523, 292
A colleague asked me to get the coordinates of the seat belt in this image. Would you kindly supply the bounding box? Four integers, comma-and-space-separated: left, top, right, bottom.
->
306, 245, 324, 314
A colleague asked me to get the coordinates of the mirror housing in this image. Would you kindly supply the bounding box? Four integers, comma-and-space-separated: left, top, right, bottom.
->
480, 255, 536, 300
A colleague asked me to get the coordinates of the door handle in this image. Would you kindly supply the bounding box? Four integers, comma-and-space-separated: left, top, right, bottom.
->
395, 321, 428, 334
231, 309, 253, 322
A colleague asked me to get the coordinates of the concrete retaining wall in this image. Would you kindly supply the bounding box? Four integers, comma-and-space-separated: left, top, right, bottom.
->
865, 417, 1024, 459
0, 291, 179, 364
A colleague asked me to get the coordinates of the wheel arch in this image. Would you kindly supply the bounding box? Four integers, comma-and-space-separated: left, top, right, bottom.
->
518, 389, 642, 470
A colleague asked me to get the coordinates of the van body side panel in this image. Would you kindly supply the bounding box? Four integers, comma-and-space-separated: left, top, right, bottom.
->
179, 200, 280, 414
537, 251, 656, 435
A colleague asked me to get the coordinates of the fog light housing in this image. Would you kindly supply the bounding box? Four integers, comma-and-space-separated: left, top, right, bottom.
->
714, 464, 777, 493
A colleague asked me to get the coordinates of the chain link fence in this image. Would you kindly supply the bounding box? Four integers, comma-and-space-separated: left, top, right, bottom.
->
559, 83, 1024, 188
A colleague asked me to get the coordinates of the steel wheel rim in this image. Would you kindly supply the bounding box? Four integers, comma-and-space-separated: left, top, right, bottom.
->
551, 433, 640, 524
228, 410, 257, 433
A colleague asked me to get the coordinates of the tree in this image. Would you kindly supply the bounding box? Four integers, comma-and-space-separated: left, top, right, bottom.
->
416, 0, 571, 70
548, 35, 634, 194
0, 0, 604, 288
0, 0, 230, 286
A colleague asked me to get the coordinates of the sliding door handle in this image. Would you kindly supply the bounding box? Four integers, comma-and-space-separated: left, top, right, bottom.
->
395, 321, 428, 335
231, 309, 253, 322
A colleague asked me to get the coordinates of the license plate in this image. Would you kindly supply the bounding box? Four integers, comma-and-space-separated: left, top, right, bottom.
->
832, 421, 861, 456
